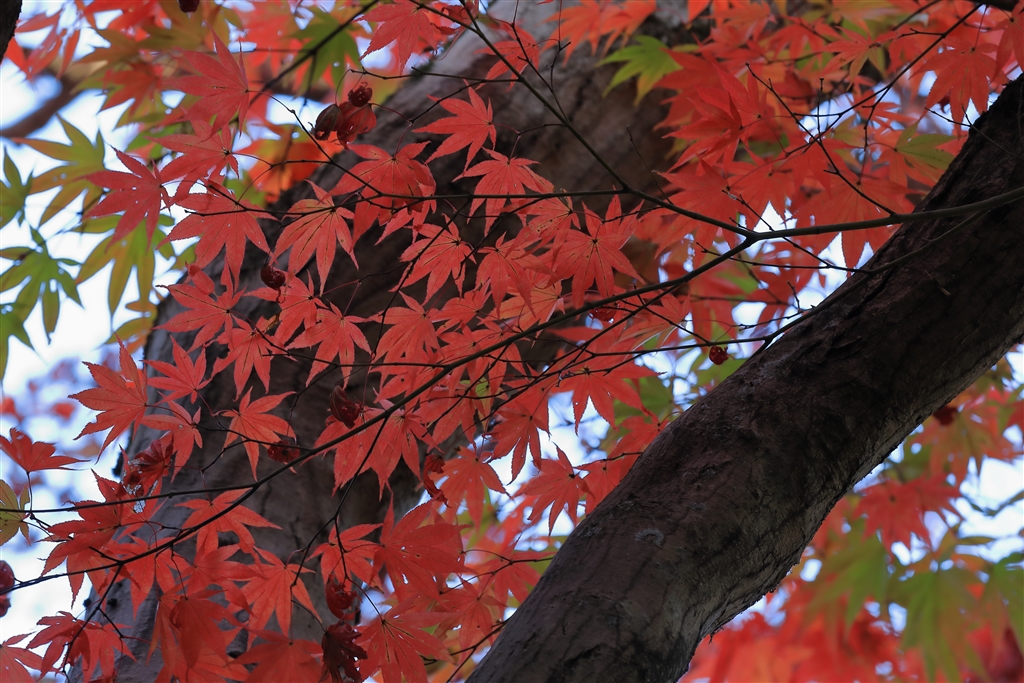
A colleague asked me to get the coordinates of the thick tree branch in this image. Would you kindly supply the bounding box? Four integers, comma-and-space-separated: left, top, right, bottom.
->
0, 1, 20, 63
469, 75, 1024, 683
0, 72, 79, 139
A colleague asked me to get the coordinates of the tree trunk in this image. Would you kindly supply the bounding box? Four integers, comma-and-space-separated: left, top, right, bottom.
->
0, 0, 21, 61
468, 75, 1024, 683
99, 4, 686, 680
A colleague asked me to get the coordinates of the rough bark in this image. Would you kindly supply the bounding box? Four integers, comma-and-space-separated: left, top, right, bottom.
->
0, 0, 21, 62
97, 3, 685, 680
469, 76, 1024, 683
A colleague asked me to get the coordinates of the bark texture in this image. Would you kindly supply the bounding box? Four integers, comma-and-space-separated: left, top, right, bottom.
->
0, 0, 21, 61
97, 3, 685, 680
469, 76, 1024, 683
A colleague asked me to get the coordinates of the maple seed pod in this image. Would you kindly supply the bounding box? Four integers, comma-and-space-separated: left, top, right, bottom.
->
347, 84, 373, 108
325, 576, 357, 620
0, 560, 13, 617
267, 441, 300, 464
322, 621, 367, 682
422, 454, 448, 504
709, 345, 729, 365
329, 385, 361, 427
260, 264, 286, 290
178, 0, 201, 12
313, 103, 341, 141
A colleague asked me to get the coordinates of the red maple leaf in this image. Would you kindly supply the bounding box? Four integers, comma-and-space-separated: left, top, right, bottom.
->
214, 319, 278, 397
160, 120, 238, 193
242, 547, 318, 635
0, 635, 43, 682
438, 446, 507, 526
170, 32, 250, 129
42, 472, 144, 601
373, 504, 463, 598
236, 631, 323, 683
357, 599, 451, 683
487, 384, 552, 480
161, 266, 243, 350
0, 428, 79, 473
437, 581, 502, 650
375, 293, 440, 361
165, 187, 270, 286
314, 523, 380, 587
72, 342, 152, 452
287, 303, 369, 385
221, 390, 295, 478
147, 337, 210, 403
273, 182, 356, 289
481, 31, 541, 82
333, 142, 436, 241
856, 474, 961, 548
28, 612, 132, 679
261, 273, 319, 344
518, 447, 589, 534
361, 0, 448, 70
457, 149, 553, 231
87, 148, 168, 241
164, 590, 241, 672
400, 222, 474, 300
555, 337, 653, 427
580, 453, 640, 515
922, 37, 998, 120
477, 234, 543, 307
143, 402, 204, 475
416, 88, 496, 168
558, 196, 640, 308
179, 490, 280, 556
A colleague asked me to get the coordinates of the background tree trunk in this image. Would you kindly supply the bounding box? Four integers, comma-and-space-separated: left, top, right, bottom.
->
99, 4, 688, 680
0, 0, 21, 61
468, 75, 1024, 683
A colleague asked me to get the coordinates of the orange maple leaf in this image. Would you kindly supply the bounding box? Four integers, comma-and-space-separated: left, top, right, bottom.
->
518, 447, 589, 534
179, 490, 280, 556
221, 390, 295, 477
416, 88, 496, 168
72, 342, 151, 452
86, 148, 168, 242
357, 599, 451, 683
165, 187, 270, 286
170, 32, 250, 129
242, 547, 318, 635
457, 149, 554, 232
0, 428, 78, 473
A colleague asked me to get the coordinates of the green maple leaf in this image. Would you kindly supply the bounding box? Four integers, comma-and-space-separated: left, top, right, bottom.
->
0, 153, 31, 229
0, 228, 81, 354
601, 36, 682, 103
18, 115, 106, 225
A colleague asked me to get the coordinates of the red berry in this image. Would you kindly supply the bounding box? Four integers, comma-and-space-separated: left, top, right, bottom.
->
709, 346, 729, 365
178, 0, 201, 12
260, 265, 286, 290
347, 84, 372, 108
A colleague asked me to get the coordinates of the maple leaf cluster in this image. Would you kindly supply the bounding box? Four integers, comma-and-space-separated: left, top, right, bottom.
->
0, 1, 1021, 682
